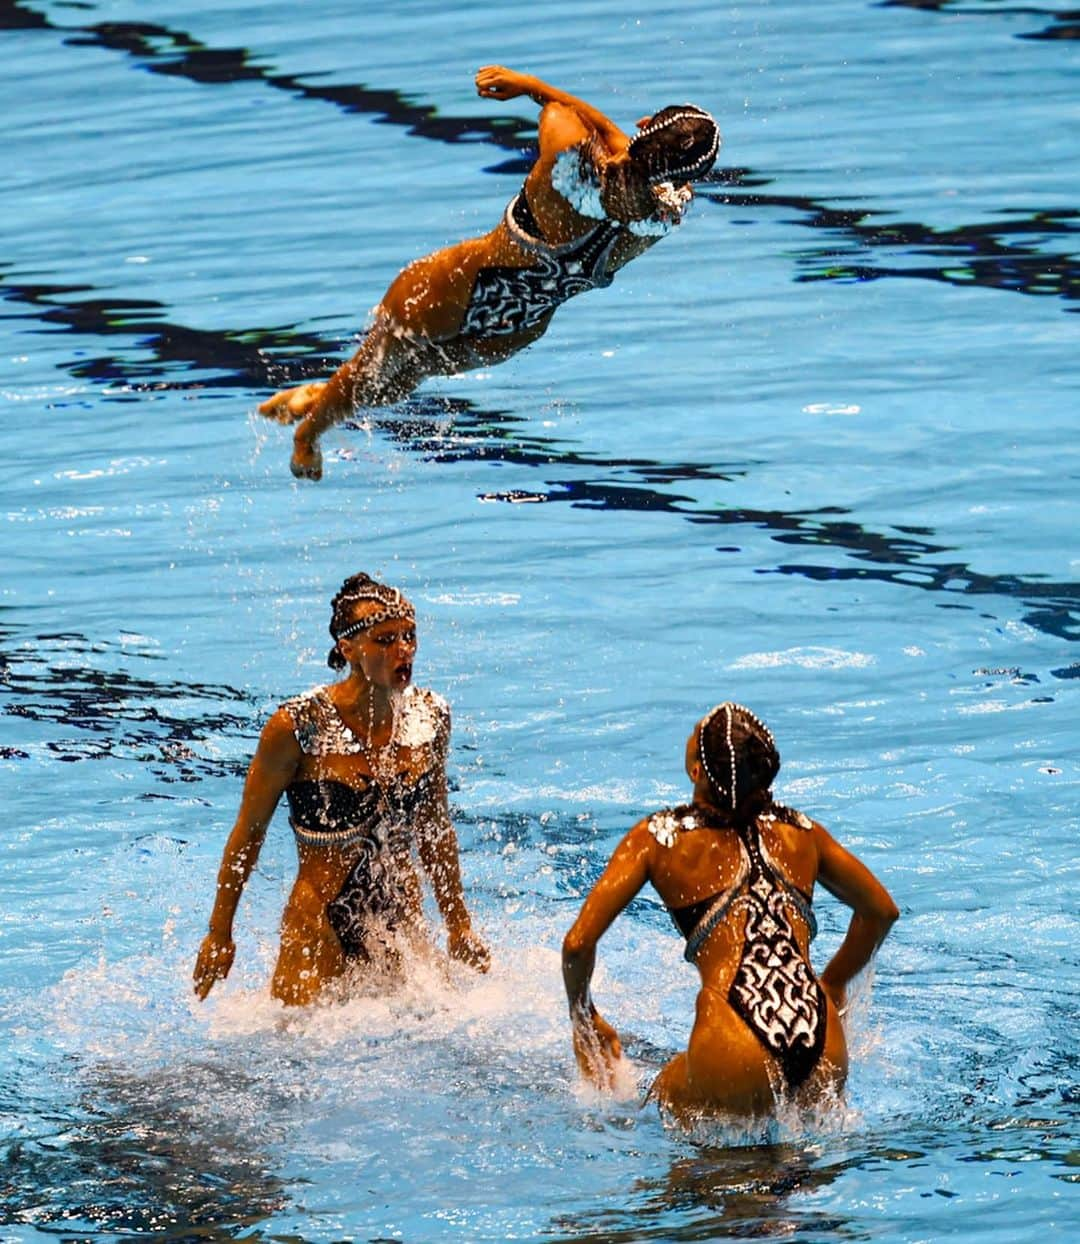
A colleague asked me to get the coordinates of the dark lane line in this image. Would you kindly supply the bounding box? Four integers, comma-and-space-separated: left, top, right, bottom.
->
702, 185, 1080, 310
0, 0, 536, 158
0, 624, 254, 780
3, 527, 1076, 778
881, 1, 1080, 42
478, 482, 1080, 641
0, 272, 340, 390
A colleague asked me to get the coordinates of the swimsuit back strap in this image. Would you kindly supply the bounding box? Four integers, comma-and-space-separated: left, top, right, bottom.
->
756, 826, 818, 941
682, 845, 750, 963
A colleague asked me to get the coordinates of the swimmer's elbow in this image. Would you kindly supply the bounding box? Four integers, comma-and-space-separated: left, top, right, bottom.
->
872, 895, 900, 939
879, 889, 900, 926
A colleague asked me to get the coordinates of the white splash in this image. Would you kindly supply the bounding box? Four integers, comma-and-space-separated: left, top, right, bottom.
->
730, 647, 875, 671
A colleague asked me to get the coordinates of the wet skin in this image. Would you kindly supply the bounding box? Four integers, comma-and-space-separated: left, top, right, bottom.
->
257, 66, 690, 479
562, 717, 898, 1121
193, 606, 489, 1006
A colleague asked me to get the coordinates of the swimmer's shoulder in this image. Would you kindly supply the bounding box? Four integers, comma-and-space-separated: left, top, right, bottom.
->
275, 684, 331, 753
401, 684, 452, 750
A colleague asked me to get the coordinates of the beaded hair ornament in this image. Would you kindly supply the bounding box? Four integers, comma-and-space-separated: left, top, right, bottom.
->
334, 586, 415, 640
628, 104, 721, 185
697, 701, 776, 811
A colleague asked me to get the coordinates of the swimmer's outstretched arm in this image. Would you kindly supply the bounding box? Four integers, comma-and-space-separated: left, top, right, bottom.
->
193, 710, 300, 1000
475, 65, 627, 150
814, 823, 899, 1014
562, 822, 651, 1090
416, 764, 490, 972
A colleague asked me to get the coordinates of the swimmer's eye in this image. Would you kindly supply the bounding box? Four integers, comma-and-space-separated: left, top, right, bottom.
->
374, 629, 416, 647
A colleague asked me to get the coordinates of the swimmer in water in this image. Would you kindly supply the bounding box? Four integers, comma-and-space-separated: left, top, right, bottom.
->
258, 65, 720, 479
562, 703, 898, 1122
193, 573, 489, 1006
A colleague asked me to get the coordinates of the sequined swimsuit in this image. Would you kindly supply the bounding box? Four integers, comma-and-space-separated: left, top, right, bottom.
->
458, 188, 625, 339
281, 685, 448, 958
650, 806, 827, 1089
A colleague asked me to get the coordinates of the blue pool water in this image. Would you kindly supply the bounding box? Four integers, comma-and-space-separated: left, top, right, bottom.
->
2, 0, 1077, 1238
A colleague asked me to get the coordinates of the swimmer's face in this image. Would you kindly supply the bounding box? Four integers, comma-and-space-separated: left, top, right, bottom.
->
338, 609, 417, 690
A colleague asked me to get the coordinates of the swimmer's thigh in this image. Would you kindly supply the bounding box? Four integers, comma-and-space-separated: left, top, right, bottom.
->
798, 997, 848, 1105
650, 1051, 693, 1119
272, 894, 346, 1006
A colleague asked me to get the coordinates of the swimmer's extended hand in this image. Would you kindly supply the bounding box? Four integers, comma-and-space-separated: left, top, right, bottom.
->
193, 932, 235, 1000
449, 927, 491, 973
475, 66, 530, 101
258, 382, 326, 425
572, 1005, 623, 1091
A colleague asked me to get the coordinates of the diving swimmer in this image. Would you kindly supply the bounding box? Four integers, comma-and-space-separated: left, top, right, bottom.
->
258, 65, 720, 479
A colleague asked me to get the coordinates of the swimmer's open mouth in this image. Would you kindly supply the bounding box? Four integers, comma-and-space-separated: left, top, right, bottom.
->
395, 664, 413, 681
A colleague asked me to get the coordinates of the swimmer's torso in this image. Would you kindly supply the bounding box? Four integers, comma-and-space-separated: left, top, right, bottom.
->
647, 807, 829, 1088
280, 684, 449, 941
376, 144, 676, 348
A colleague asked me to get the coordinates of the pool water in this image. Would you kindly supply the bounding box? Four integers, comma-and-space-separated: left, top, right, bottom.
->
1, 0, 1077, 1239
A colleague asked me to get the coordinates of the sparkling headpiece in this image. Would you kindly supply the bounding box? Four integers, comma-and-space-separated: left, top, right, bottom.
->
697, 702, 775, 810
334, 586, 414, 639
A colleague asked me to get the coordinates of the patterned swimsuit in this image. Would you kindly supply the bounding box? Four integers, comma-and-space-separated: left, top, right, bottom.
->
281, 684, 448, 958
457, 141, 687, 340
651, 806, 827, 1089
457, 188, 626, 339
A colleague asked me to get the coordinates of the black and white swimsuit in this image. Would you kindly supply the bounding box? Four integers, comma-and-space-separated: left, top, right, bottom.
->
458, 145, 686, 339
651, 806, 827, 1089
458, 188, 625, 339
281, 684, 449, 958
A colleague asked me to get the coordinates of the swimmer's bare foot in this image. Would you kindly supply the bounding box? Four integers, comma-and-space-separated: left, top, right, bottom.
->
258, 382, 326, 424
290, 432, 323, 481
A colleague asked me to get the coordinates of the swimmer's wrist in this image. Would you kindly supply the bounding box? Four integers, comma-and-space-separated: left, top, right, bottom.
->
569, 995, 595, 1022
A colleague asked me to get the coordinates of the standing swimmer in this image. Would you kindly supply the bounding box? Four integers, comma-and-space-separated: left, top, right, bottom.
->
193, 573, 489, 1006
563, 703, 898, 1121
258, 65, 720, 479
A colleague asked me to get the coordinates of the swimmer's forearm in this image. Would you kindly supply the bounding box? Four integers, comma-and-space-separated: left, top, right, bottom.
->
427, 834, 473, 934
433, 871, 471, 934
561, 938, 597, 1017
207, 831, 264, 937
294, 361, 358, 444
520, 74, 624, 143
207, 874, 243, 938
820, 908, 897, 993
